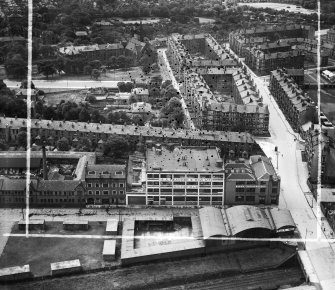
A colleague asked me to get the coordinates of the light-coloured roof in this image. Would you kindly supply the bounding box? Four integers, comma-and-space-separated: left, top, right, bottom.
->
103, 240, 116, 256
146, 146, 223, 172
199, 207, 228, 239
0, 265, 30, 277
270, 208, 296, 230
86, 164, 126, 179
50, 259, 81, 271
249, 155, 278, 180
18, 219, 45, 225
225, 205, 273, 236
63, 220, 88, 225
106, 219, 118, 232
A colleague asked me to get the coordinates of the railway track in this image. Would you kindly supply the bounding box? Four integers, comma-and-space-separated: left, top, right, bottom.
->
163, 267, 305, 290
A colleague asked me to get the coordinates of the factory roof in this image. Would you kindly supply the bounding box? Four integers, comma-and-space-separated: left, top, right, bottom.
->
225, 205, 273, 236
269, 208, 296, 230
86, 164, 126, 179
199, 207, 228, 239
146, 146, 224, 172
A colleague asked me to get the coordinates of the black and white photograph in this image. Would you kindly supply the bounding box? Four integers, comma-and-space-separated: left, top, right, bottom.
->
0, 0, 334, 289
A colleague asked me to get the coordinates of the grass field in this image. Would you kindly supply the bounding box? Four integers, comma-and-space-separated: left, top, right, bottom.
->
0, 221, 118, 277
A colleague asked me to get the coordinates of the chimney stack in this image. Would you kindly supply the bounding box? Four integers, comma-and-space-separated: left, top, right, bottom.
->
42, 142, 48, 180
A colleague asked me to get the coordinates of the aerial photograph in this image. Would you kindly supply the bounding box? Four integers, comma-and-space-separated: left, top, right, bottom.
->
0, 0, 334, 289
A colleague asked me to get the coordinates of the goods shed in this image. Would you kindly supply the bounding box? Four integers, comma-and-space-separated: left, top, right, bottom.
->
106, 219, 118, 235
225, 205, 273, 238
270, 208, 296, 235
0, 265, 31, 282
102, 240, 116, 261
199, 207, 228, 246
63, 220, 89, 231
50, 259, 82, 276
18, 219, 45, 231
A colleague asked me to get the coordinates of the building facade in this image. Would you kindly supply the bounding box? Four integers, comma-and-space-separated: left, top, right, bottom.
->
269, 68, 317, 132
145, 145, 225, 206
225, 156, 280, 205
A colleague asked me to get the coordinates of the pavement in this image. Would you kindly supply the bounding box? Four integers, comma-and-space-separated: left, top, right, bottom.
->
158, 48, 196, 130
226, 46, 335, 288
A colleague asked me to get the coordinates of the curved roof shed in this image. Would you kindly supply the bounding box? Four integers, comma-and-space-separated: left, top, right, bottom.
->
226, 205, 273, 237
270, 208, 296, 231
199, 207, 228, 240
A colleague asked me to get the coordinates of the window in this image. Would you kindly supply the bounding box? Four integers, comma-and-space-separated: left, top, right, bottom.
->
259, 196, 265, 204
115, 171, 123, 175
95, 191, 100, 195
112, 183, 117, 187
260, 188, 266, 193
246, 196, 255, 202
95, 183, 100, 187
119, 183, 124, 188
103, 183, 108, 188
112, 190, 117, 194
236, 181, 245, 185
246, 188, 255, 192
271, 197, 278, 204
88, 171, 95, 175
235, 196, 244, 202
87, 183, 92, 188
236, 188, 244, 193
120, 190, 124, 195
103, 190, 108, 195
88, 190, 93, 195
272, 188, 278, 194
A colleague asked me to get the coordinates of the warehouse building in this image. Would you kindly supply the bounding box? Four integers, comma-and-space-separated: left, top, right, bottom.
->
120, 206, 296, 265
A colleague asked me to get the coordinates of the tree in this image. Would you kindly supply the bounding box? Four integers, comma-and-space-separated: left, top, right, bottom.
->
117, 55, 127, 69
37, 59, 57, 79
57, 137, 70, 151
109, 56, 118, 68
83, 65, 93, 75
5, 55, 27, 79
86, 94, 97, 103
17, 131, 27, 147
89, 60, 102, 69
78, 108, 90, 122
20, 80, 35, 89
91, 69, 101, 80
91, 109, 105, 123
103, 135, 130, 158
39, 45, 56, 58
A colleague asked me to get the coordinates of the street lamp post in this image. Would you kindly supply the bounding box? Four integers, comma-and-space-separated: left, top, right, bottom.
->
275, 146, 279, 170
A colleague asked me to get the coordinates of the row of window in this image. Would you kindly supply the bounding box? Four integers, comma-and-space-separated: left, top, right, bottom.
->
147, 181, 223, 186
148, 196, 223, 202
147, 174, 224, 179
87, 183, 124, 188
88, 190, 124, 195
87, 171, 124, 175
235, 195, 278, 203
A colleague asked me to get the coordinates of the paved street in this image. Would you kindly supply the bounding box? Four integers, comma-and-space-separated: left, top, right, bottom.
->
227, 46, 335, 287
158, 48, 196, 130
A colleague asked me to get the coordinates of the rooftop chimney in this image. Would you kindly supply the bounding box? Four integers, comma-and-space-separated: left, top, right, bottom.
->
42, 142, 48, 180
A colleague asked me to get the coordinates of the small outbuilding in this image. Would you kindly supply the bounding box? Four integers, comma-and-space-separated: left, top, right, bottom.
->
102, 240, 116, 261
106, 219, 118, 235
18, 219, 45, 231
0, 265, 31, 281
63, 220, 89, 231
50, 259, 82, 276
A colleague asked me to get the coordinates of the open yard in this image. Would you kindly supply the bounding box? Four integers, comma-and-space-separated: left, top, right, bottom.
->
0, 221, 119, 277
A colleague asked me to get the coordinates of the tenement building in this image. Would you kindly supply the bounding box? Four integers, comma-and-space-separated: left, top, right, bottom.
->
167, 33, 269, 136
184, 69, 269, 135
229, 24, 318, 74
269, 68, 317, 132
0, 117, 263, 160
